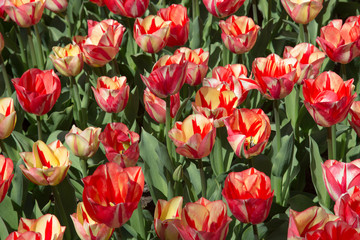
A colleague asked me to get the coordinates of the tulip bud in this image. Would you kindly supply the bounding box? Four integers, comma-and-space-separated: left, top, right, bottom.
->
49, 44, 84, 77
0, 97, 16, 140
173, 165, 183, 182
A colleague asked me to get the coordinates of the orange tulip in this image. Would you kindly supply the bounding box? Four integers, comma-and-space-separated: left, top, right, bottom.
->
49, 44, 84, 77
281, 0, 323, 24
0, 154, 14, 203
0, 97, 17, 140
4, 0, 45, 28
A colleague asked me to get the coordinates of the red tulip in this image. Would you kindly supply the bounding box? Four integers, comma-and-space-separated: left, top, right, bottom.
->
281, 0, 323, 25
304, 220, 360, 240
202, 0, 245, 18
0, 154, 14, 203
5, 231, 42, 240
104, 0, 149, 18
349, 101, 360, 137
157, 4, 190, 47
316, 17, 360, 64
222, 168, 274, 224
82, 163, 144, 228
0, 97, 17, 140
45, 0, 68, 13
4, 0, 45, 28
12, 69, 61, 116
0, 0, 6, 19
334, 186, 360, 228
302, 71, 356, 127
99, 123, 140, 168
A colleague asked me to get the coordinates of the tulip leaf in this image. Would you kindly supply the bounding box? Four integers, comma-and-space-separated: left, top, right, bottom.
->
45, 106, 73, 132
0, 196, 18, 230
289, 194, 316, 212
190, 17, 201, 49
10, 159, 28, 211
0, 217, 9, 240
271, 133, 294, 177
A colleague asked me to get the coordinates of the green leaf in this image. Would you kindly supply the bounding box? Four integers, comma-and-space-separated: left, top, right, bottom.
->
190, 17, 201, 49
0, 217, 9, 240
271, 134, 294, 177
0, 196, 18, 230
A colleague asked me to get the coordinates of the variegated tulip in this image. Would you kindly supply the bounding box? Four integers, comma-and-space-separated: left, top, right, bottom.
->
49, 44, 84, 77
334, 186, 360, 228
202, 0, 245, 18
73, 19, 125, 67
3, 0, 45, 28
283, 43, 326, 84
99, 123, 140, 168
252, 53, 298, 100
304, 220, 360, 240
65, 125, 101, 159
175, 198, 232, 240
192, 87, 238, 128
154, 196, 183, 240
82, 163, 144, 228
0, 97, 16, 140
91, 76, 130, 113
219, 16, 260, 54
349, 101, 360, 137
168, 114, 216, 159
45, 0, 68, 12
71, 202, 114, 240
143, 88, 180, 124
0, 154, 14, 203
141, 54, 187, 98
157, 4, 190, 47
19, 140, 71, 186
303, 71, 356, 127
222, 168, 273, 224
316, 17, 360, 64
133, 15, 171, 53
173, 47, 209, 86
281, 0, 323, 25
5, 231, 42, 240
104, 0, 149, 18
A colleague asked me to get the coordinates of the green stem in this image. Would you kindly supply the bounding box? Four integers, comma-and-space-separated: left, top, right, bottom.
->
165, 97, 173, 160
16, 27, 27, 68
299, 24, 305, 43
248, 157, 253, 168
252, 0, 258, 23
212, 129, 224, 176
192, 0, 200, 20
0, 55, 12, 97
33, 24, 44, 69
222, 46, 230, 66
238, 54, 243, 65
294, 85, 300, 140
0, 140, 7, 157
252, 224, 259, 240
267, 0, 272, 20
52, 186, 71, 240
327, 125, 336, 159
273, 176, 283, 205
304, 24, 309, 43
198, 158, 207, 198
111, 58, 120, 76
80, 78, 90, 128
27, 28, 38, 68
341, 64, 346, 80
112, 112, 119, 123
36, 115, 42, 141
136, 202, 145, 239
114, 228, 122, 239
80, 157, 87, 178
69, 76, 81, 126
273, 100, 281, 152
151, 53, 156, 64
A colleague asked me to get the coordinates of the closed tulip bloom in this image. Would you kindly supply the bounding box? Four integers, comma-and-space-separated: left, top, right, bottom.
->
154, 196, 183, 240
12, 69, 61, 116
5, 231, 42, 240
252, 54, 298, 100
73, 19, 125, 67
91, 76, 130, 113
99, 123, 140, 168
19, 140, 71, 186
303, 71, 356, 127
334, 186, 360, 228
104, 0, 149, 18
202, 0, 245, 18
304, 220, 360, 240
141, 54, 187, 98
71, 202, 114, 240
133, 15, 171, 53
89, 0, 105, 6
0, 97, 16, 140
192, 87, 238, 128
168, 114, 216, 159
176, 198, 232, 240
321, 159, 360, 201
219, 16, 260, 54
173, 47, 209, 86
349, 101, 360, 137
45, 0, 67, 12
82, 163, 144, 228
3, 0, 45, 28
143, 88, 180, 124
49, 44, 84, 77
157, 4, 189, 47
222, 168, 273, 224
0, 154, 14, 203
281, 0, 323, 25
316, 17, 360, 64
283, 43, 326, 84
65, 125, 101, 159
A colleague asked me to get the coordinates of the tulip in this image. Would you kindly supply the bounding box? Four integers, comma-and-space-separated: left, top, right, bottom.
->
175, 198, 232, 240
82, 163, 144, 228
192, 87, 238, 128
0, 154, 14, 203
71, 202, 114, 240
89, 0, 105, 6
168, 114, 216, 159
99, 123, 140, 168
173, 47, 209, 86
12, 69, 61, 116
222, 168, 273, 224
45, 0, 68, 13
5, 231, 42, 240
0, 0, 5, 19
219, 16, 260, 54
252, 53, 298, 100
3, 0, 45, 28
302, 71, 356, 127
349, 101, 360, 137
224, 108, 271, 159
334, 186, 360, 228
154, 196, 183, 240
321, 159, 360, 201
19, 140, 71, 186
141, 54, 187, 98
0, 32, 4, 53
280, 0, 323, 25
73, 19, 125, 67
65, 125, 101, 159
202, 0, 245, 18
49, 44, 84, 77
91, 76, 130, 113
104, 0, 149, 18
287, 206, 339, 239
143, 88, 180, 124
283, 43, 326, 84
18, 214, 66, 240
316, 17, 360, 64
157, 4, 190, 47
304, 220, 360, 240
0, 97, 16, 140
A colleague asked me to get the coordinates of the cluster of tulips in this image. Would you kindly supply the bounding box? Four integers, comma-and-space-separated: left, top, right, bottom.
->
1, 0, 360, 239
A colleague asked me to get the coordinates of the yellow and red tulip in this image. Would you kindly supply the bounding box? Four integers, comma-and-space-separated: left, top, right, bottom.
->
3, 0, 45, 28
5, 231, 42, 240
202, 0, 245, 18
349, 101, 360, 137
0, 154, 14, 203
280, 0, 323, 25
0, 97, 16, 140
104, 0, 149, 18
334, 186, 360, 228
45, 0, 68, 13
49, 44, 84, 77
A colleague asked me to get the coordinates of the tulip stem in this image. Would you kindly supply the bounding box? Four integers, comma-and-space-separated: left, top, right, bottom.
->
198, 158, 207, 198
192, 0, 200, 21
112, 112, 119, 123
36, 115, 42, 141
341, 64, 346, 79
294, 84, 300, 140
327, 125, 336, 160
80, 157, 87, 178
52, 186, 71, 240
0, 55, 12, 97
273, 100, 281, 152
27, 28, 38, 68
252, 224, 259, 240
267, 0, 272, 20
222, 46, 230, 66
69, 76, 82, 127
252, 0, 258, 23
165, 97, 173, 160
81, 78, 91, 128
136, 202, 146, 240
16, 27, 27, 67
33, 24, 45, 70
